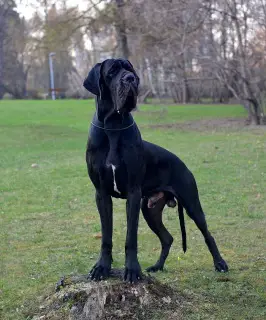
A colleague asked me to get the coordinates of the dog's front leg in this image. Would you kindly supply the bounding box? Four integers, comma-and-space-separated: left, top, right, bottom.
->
89, 189, 113, 281
124, 187, 142, 283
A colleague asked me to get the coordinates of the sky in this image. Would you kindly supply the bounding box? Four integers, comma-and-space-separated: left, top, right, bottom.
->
16, 0, 90, 19
16, 1, 36, 19
15, 0, 97, 50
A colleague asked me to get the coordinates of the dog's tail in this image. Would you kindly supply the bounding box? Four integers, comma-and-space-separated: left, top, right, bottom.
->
178, 202, 187, 253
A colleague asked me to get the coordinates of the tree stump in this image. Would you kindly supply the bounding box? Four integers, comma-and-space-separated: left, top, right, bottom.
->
31, 269, 183, 320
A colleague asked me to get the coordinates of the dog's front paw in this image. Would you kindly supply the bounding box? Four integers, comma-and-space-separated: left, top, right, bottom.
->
215, 259, 229, 272
89, 260, 111, 281
124, 261, 142, 283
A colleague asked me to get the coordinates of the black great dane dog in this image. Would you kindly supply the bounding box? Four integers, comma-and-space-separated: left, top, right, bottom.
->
83, 58, 228, 283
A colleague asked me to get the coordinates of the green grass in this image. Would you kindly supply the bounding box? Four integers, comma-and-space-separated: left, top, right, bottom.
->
0, 100, 265, 319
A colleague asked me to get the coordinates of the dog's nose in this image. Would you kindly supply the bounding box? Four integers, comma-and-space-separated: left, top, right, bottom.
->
124, 74, 135, 83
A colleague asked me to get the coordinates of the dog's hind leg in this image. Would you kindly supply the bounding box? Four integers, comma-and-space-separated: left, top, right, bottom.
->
185, 198, 228, 272
141, 197, 173, 272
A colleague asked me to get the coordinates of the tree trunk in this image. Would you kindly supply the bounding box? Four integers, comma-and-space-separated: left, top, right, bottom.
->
115, 0, 130, 59
246, 99, 260, 125
181, 78, 190, 104
30, 271, 182, 320
180, 53, 190, 104
0, 38, 4, 98
145, 58, 157, 97
231, 2, 261, 124
0, 9, 6, 99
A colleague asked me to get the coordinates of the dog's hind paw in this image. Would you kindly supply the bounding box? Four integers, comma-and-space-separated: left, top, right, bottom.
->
146, 264, 163, 273
89, 264, 111, 281
215, 259, 229, 273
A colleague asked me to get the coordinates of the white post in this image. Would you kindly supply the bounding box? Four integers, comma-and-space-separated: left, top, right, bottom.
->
49, 52, 56, 100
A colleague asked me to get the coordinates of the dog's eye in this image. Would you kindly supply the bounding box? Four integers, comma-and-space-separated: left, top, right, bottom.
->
108, 67, 117, 78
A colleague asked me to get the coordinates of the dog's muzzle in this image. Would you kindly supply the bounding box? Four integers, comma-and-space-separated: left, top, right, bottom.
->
116, 75, 138, 113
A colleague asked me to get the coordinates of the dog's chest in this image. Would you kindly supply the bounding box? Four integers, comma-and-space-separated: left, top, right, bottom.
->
87, 122, 143, 198
105, 163, 128, 198
111, 165, 120, 194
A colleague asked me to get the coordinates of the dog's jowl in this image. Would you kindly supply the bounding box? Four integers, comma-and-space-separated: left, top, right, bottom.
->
83, 59, 228, 283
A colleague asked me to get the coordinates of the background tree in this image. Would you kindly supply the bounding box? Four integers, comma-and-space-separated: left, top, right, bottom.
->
2, 0, 266, 124
0, 0, 29, 98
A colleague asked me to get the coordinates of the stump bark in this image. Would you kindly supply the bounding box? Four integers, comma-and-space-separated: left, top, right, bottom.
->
31, 269, 182, 320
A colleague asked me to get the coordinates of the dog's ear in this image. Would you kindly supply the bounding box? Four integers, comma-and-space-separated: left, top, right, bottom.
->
83, 62, 105, 97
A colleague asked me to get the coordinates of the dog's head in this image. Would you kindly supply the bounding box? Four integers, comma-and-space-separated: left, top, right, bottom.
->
83, 59, 139, 116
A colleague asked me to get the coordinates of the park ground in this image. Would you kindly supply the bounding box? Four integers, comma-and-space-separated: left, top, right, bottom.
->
0, 100, 265, 319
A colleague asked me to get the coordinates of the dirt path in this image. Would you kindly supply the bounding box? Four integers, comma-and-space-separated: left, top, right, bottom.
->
142, 118, 266, 133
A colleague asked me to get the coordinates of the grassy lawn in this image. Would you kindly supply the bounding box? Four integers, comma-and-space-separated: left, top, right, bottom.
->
0, 100, 265, 319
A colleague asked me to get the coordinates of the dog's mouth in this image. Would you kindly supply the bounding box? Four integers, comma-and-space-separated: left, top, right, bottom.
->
116, 85, 137, 114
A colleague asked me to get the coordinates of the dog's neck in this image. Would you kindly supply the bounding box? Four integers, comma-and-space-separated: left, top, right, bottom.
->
92, 98, 135, 167
95, 97, 134, 130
